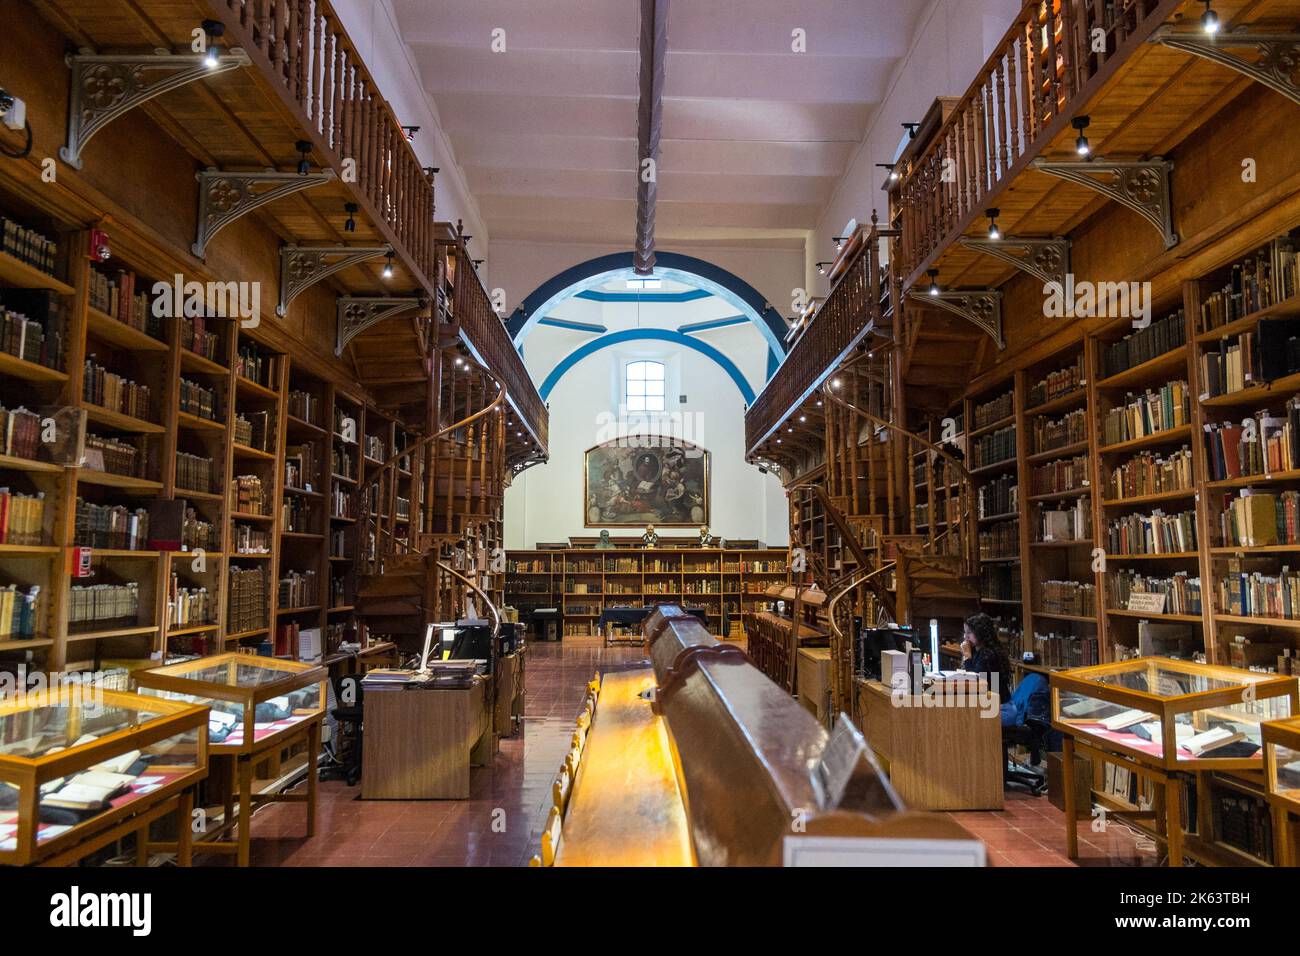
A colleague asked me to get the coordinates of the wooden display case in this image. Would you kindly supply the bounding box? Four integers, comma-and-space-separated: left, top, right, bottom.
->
1264, 716, 1300, 811
133, 653, 326, 756
0, 686, 208, 865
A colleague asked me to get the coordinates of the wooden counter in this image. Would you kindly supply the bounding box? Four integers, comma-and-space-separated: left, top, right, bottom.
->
361, 679, 492, 799
797, 647, 833, 727
855, 678, 1003, 811
555, 668, 694, 866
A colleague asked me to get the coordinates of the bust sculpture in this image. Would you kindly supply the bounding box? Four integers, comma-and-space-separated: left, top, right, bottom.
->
641, 523, 659, 549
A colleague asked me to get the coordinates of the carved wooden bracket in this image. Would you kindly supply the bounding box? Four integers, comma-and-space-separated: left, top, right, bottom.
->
905, 288, 1004, 349
193, 168, 337, 258
1030, 158, 1177, 249
278, 244, 389, 316
61, 49, 252, 169
957, 236, 1071, 291
336, 296, 425, 354
1151, 26, 1300, 107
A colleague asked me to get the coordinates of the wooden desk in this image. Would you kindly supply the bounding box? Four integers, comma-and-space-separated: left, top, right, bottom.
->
555, 668, 694, 866
362, 679, 491, 799
855, 678, 1003, 810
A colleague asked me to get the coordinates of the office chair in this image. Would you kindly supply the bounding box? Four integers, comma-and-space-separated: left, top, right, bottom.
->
320, 673, 364, 786
1001, 671, 1052, 795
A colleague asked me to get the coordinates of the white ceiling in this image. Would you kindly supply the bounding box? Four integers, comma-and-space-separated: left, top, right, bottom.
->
388, 0, 925, 251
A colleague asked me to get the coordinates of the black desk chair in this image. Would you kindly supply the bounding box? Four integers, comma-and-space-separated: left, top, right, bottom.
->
1001, 670, 1052, 795
321, 673, 365, 786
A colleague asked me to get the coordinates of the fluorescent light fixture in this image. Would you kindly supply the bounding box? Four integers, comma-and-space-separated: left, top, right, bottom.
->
625, 278, 663, 290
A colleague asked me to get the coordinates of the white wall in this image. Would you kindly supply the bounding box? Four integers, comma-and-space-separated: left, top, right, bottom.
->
505, 295, 789, 547
806, 0, 1023, 295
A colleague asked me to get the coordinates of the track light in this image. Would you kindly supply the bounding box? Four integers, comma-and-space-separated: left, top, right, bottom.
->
382, 250, 394, 279
876, 163, 900, 183
1073, 115, 1091, 157
816, 261, 831, 276
902, 122, 920, 139
928, 269, 940, 296
401, 125, 420, 142
201, 20, 224, 69
343, 202, 358, 233
833, 236, 847, 252
295, 140, 312, 175
986, 207, 1001, 241
1200, 0, 1219, 34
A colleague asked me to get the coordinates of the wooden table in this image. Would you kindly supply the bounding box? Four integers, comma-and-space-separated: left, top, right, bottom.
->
361, 679, 492, 799
555, 668, 694, 866
855, 677, 1003, 810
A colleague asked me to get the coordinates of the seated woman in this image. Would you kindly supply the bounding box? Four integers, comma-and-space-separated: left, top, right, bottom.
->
960, 612, 1011, 703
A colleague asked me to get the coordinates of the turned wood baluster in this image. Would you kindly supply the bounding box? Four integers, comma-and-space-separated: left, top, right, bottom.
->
1045, 0, 1060, 120
258, 0, 271, 59
1008, 34, 1023, 164
1091, 0, 1108, 70
275, 0, 288, 80
994, 59, 1007, 179
1026, 12, 1042, 140
1060, 0, 1079, 101
850, 370, 861, 516
314, 7, 327, 129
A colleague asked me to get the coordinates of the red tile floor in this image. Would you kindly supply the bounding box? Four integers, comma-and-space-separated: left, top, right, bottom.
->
232, 638, 1156, 867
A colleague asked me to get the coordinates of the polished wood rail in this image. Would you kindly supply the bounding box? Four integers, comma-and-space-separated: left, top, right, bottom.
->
895, 0, 1183, 286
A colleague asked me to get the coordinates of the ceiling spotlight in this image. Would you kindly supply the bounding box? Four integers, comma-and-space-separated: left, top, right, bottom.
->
401, 125, 420, 142
787, 427, 793, 434
343, 202, 358, 233
776, 439, 783, 444
201, 20, 224, 69
517, 431, 523, 437
295, 140, 312, 176
799, 415, 807, 423
833, 236, 847, 252
876, 163, 900, 184
1200, 0, 1219, 34
382, 250, 395, 279
816, 261, 831, 276
928, 269, 940, 296
454, 356, 465, 367
902, 122, 920, 139
831, 378, 842, 389
1072, 115, 1091, 157
986, 207, 1001, 241
816, 399, 823, 407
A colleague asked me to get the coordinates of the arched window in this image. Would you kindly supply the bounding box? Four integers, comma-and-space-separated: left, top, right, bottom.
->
625, 360, 666, 412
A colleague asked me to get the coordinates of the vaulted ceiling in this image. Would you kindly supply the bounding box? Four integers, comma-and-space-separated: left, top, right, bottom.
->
387, 0, 925, 251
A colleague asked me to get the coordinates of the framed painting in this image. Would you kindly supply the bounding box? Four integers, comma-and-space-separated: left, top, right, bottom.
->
584, 437, 709, 527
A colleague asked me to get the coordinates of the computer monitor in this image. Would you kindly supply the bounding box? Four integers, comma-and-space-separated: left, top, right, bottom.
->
449, 624, 494, 670
856, 626, 918, 680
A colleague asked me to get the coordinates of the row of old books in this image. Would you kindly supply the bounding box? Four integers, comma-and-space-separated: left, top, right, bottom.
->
181, 508, 218, 551
330, 481, 354, 519
67, 582, 140, 632
0, 217, 58, 275
0, 404, 41, 459
235, 341, 280, 390
1039, 499, 1091, 543
0, 584, 40, 640
277, 569, 317, 609
1200, 237, 1299, 333
1104, 508, 1197, 555
973, 390, 1014, 430
330, 444, 355, 481
231, 474, 269, 515
1218, 568, 1300, 620
287, 389, 320, 425
281, 494, 315, 533
1027, 353, 1086, 409
73, 499, 149, 551
977, 474, 1017, 516
329, 528, 349, 559
1213, 787, 1274, 863
83, 357, 153, 422
1101, 380, 1189, 446
979, 518, 1019, 558
364, 432, 387, 463
84, 432, 147, 478
232, 522, 270, 554
179, 377, 220, 421
167, 579, 213, 628
980, 565, 1020, 602
1029, 455, 1092, 496
329, 575, 349, 607
1106, 445, 1193, 501
1032, 631, 1100, 668
88, 267, 161, 339
1037, 579, 1097, 617
1031, 407, 1087, 455
227, 565, 268, 633
285, 441, 319, 489
971, 424, 1016, 469
175, 452, 216, 495
1106, 569, 1202, 615
1203, 402, 1300, 481
0, 489, 44, 545
1218, 489, 1300, 547
2, 304, 55, 369
179, 316, 222, 362
1100, 309, 1186, 379
234, 410, 272, 451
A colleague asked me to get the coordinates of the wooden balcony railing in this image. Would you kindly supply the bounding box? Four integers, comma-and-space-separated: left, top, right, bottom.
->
455, 255, 550, 454
214, 0, 434, 280
745, 235, 886, 457
896, 0, 1181, 286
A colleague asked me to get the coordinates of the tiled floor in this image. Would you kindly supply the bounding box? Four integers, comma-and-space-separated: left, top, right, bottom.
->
232, 638, 1156, 867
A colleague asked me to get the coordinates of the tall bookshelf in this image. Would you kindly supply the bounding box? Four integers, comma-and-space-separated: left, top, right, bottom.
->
504, 546, 788, 637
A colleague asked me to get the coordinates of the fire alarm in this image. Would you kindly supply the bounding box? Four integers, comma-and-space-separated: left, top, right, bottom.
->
70, 546, 93, 578
88, 228, 110, 262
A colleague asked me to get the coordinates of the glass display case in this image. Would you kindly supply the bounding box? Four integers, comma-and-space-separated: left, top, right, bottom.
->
134, 653, 327, 755
1263, 716, 1300, 810
1051, 658, 1298, 770
0, 686, 208, 865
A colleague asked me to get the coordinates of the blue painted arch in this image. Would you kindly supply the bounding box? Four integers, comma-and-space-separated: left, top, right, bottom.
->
538, 328, 756, 405
507, 251, 788, 359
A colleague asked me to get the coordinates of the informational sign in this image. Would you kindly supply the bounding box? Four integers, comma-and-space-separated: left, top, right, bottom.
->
783, 836, 987, 867
1126, 592, 1167, 614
